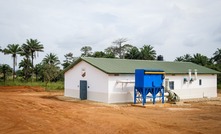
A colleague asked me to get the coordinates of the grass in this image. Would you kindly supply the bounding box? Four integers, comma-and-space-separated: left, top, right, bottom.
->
218, 84, 221, 93
0, 79, 64, 91
218, 84, 221, 89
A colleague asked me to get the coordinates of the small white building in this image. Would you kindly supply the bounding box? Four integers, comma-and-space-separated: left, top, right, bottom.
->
64, 57, 220, 103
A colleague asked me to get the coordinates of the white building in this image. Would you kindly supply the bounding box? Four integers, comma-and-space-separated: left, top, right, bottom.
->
64, 57, 220, 103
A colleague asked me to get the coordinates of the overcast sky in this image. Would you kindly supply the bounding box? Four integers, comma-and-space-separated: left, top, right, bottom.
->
0, 0, 221, 68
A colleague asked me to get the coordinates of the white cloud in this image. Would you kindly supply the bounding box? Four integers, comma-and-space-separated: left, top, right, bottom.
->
0, 0, 221, 67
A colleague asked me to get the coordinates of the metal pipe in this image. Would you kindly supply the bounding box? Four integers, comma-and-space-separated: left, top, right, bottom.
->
145, 72, 165, 74
189, 69, 192, 81
194, 69, 197, 80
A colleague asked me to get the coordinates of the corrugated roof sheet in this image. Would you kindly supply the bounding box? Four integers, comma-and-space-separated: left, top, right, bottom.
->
64, 57, 220, 74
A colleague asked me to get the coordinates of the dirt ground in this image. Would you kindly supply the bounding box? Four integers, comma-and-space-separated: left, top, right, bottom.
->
0, 86, 221, 134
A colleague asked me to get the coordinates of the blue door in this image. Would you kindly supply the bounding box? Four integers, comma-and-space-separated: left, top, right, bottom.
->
80, 80, 87, 100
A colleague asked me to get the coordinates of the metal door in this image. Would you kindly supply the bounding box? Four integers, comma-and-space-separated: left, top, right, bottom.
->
80, 80, 87, 100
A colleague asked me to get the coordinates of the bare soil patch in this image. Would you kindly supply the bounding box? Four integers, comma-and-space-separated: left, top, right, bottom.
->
0, 86, 221, 134
0, 86, 45, 92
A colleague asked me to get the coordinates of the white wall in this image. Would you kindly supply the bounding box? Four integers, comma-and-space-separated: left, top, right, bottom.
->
64, 61, 109, 103
65, 62, 218, 103
108, 74, 134, 103
165, 74, 217, 99
107, 74, 217, 103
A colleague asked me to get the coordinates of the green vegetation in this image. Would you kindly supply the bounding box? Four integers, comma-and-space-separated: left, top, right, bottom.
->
0, 38, 220, 90
218, 84, 221, 90
217, 84, 221, 93
175, 49, 221, 86
2, 44, 22, 81
0, 79, 64, 90
0, 64, 12, 83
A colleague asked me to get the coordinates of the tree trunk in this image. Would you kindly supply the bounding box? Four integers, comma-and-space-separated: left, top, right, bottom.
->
3, 72, 6, 85
31, 53, 34, 82
13, 57, 15, 81
36, 73, 38, 81
31, 53, 34, 68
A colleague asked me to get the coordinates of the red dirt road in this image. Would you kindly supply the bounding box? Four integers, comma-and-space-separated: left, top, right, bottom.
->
0, 86, 221, 134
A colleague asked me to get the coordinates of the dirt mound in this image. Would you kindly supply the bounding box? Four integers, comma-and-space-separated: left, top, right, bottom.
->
0, 86, 45, 92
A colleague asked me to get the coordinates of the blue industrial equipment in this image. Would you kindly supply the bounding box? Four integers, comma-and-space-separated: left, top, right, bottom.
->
134, 69, 165, 105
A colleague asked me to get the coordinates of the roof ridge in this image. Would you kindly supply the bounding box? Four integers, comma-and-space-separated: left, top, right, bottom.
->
82, 57, 193, 64
64, 57, 220, 74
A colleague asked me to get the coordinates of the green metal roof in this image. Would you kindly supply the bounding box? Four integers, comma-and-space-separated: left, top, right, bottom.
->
64, 57, 220, 74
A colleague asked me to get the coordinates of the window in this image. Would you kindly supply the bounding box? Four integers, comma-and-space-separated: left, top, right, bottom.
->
169, 81, 174, 90
199, 79, 202, 86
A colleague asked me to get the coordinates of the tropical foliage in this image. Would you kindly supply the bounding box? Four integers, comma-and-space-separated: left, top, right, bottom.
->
125, 46, 141, 59
23, 39, 44, 67
0, 37, 220, 88
175, 51, 221, 85
0, 64, 12, 82
140, 45, 156, 60
81, 46, 92, 57
2, 44, 22, 81
112, 38, 128, 59
19, 58, 32, 81
212, 48, 221, 64
62, 52, 76, 69
175, 54, 192, 62
42, 53, 61, 85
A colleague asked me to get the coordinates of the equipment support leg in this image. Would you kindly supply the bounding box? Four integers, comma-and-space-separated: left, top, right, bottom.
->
134, 87, 136, 104
153, 88, 156, 104
142, 88, 146, 105
162, 88, 164, 103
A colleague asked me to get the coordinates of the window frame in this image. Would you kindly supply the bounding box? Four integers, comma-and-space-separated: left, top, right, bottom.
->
199, 79, 202, 86
169, 81, 174, 90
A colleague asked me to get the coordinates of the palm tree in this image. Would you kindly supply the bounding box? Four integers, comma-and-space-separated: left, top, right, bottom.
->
175, 54, 192, 62
19, 58, 32, 81
43, 53, 60, 65
212, 48, 221, 64
125, 46, 141, 59
104, 46, 118, 58
23, 39, 44, 67
175, 57, 184, 62
121, 44, 133, 59
192, 53, 209, 66
0, 64, 12, 83
183, 54, 193, 62
33, 63, 43, 81
80, 46, 92, 57
140, 45, 156, 60
2, 44, 22, 81
20, 43, 31, 59
42, 53, 60, 85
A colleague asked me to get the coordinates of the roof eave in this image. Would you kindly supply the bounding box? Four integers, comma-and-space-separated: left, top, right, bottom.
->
63, 57, 82, 73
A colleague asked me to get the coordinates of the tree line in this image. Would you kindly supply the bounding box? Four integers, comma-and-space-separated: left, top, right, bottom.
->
0, 38, 221, 84
0, 39, 61, 84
